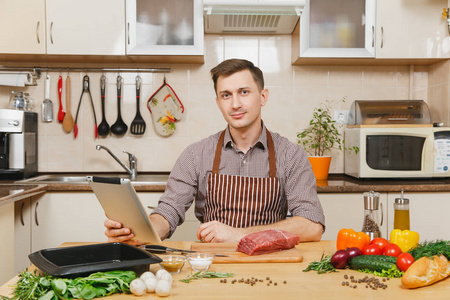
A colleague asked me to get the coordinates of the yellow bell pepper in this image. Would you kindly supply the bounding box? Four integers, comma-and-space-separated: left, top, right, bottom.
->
390, 229, 420, 252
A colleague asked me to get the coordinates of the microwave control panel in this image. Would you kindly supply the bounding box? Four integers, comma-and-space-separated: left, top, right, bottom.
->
434, 130, 450, 173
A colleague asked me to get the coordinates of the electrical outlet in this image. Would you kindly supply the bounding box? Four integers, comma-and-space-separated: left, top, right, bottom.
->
334, 110, 348, 124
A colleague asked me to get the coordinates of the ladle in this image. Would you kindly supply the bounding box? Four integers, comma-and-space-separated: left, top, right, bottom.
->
110, 75, 128, 135
97, 75, 110, 136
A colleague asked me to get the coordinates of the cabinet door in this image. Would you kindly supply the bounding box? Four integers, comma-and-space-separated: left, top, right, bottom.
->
387, 192, 450, 242
0, 0, 46, 54
0, 203, 14, 286
298, 0, 376, 58
126, 0, 203, 55
376, 0, 450, 59
14, 199, 31, 274
46, 0, 125, 55
319, 193, 388, 240
139, 192, 200, 241
31, 192, 107, 252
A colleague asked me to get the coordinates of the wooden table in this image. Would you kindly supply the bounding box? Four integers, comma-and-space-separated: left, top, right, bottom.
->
1, 241, 449, 299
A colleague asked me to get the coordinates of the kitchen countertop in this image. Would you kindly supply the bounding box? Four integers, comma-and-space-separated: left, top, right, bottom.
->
0, 240, 449, 299
1, 173, 450, 207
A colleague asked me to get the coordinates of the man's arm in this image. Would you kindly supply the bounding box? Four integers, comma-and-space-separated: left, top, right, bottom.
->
197, 216, 323, 243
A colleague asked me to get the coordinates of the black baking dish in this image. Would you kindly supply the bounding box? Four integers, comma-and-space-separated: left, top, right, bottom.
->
29, 242, 162, 278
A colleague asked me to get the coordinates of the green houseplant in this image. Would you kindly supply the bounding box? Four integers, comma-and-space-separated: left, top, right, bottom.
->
297, 98, 358, 180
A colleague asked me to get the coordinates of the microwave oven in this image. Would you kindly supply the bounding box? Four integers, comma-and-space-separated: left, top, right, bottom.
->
344, 126, 450, 178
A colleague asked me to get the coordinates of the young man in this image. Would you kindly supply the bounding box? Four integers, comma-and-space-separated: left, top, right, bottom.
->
105, 59, 325, 244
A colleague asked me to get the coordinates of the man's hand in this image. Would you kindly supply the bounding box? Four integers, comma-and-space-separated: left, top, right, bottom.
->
104, 218, 145, 246
197, 221, 246, 243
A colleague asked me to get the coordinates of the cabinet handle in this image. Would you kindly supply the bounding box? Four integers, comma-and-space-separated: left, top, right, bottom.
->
50, 22, 54, 44
127, 23, 130, 45
20, 201, 25, 226
34, 201, 39, 226
36, 21, 40, 44
147, 205, 156, 210
371, 26, 374, 47
381, 26, 384, 49
380, 203, 384, 226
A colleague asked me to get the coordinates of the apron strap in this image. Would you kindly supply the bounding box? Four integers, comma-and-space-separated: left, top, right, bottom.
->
212, 129, 277, 178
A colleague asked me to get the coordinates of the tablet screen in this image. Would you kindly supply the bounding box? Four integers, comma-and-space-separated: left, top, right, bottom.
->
87, 176, 162, 244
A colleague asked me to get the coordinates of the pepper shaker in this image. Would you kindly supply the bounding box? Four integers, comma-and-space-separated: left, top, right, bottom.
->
362, 191, 383, 240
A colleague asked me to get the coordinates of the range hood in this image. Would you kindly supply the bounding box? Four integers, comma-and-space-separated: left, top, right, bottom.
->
203, 0, 305, 34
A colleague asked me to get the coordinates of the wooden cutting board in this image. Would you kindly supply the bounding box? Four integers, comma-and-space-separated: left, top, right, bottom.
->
190, 243, 303, 264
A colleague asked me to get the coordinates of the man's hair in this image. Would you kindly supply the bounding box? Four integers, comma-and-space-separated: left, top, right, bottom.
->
210, 59, 264, 94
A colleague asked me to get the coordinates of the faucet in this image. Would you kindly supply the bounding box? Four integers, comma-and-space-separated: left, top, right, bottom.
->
96, 145, 137, 179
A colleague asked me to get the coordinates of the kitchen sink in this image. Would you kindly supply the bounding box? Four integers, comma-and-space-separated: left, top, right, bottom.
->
18, 174, 169, 185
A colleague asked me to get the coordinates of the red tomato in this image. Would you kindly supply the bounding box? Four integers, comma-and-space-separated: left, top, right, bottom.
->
362, 244, 383, 255
369, 237, 389, 250
383, 243, 403, 257
397, 252, 415, 272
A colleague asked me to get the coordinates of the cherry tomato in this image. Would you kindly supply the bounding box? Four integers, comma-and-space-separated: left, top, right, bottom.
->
397, 252, 415, 272
362, 244, 383, 255
369, 237, 389, 250
383, 243, 403, 257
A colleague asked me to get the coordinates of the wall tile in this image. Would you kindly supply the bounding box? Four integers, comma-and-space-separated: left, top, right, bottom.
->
223, 35, 259, 65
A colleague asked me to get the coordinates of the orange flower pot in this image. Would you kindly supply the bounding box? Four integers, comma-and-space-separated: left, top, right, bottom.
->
308, 156, 332, 181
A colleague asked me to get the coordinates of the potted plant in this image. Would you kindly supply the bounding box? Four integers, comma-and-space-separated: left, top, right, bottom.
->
297, 98, 358, 181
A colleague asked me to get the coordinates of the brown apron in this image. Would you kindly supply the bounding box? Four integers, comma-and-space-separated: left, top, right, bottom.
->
204, 130, 285, 228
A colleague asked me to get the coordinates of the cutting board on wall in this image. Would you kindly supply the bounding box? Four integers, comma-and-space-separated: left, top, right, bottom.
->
190, 243, 303, 264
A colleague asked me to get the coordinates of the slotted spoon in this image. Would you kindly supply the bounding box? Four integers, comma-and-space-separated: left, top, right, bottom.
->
130, 75, 146, 135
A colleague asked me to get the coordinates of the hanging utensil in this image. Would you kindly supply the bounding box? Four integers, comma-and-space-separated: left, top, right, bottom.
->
73, 75, 98, 139
41, 75, 53, 122
110, 75, 128, 135
97, 75, 110, 136
130, 75, 146, 135
57, 75, 65, 123
62, 75, 74, 133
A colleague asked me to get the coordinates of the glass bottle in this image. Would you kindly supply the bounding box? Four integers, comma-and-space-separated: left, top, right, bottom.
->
394, 189, 410, 230
362, 191, 383, 240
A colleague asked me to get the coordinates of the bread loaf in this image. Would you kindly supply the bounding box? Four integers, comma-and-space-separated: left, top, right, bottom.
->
401, 255, 450, 288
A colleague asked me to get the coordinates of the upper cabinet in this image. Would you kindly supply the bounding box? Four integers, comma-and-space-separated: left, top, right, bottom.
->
375, 0, 450, 59
125, 0, 204, 56
293, 0, 376, 59
0, 0, 46, 54
292, 0, 450, 64
46, 0, 125, 55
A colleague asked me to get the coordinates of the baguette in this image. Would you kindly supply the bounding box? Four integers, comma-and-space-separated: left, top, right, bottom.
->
401, 255, 450, 288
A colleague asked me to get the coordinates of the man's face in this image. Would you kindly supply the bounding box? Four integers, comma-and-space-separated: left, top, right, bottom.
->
215, 70, 268, 132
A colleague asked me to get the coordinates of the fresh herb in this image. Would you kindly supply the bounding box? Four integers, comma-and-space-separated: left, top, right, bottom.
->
408, 240, 450, 260
303, 253, 337, 274
1, 269, 137, 300
357, 265, 404, 278
179, 271, 235, 283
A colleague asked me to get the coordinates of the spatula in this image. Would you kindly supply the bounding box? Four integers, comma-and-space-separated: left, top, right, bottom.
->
130, 75, 146, 135
62, 75, 74, 132
57, 75, 65, 123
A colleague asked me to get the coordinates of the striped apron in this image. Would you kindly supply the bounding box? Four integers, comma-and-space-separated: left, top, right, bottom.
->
204, 130, 285, 228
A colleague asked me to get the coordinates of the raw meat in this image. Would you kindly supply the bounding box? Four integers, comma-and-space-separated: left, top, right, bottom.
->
237, 229, 300, 256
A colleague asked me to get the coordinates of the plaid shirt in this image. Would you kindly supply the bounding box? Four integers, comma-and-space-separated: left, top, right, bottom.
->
152, 123, 325, 237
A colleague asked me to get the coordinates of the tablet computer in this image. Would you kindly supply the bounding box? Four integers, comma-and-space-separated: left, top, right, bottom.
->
87, 176, 162, 244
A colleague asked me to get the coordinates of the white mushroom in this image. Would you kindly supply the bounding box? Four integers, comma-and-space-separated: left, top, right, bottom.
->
130, 278, 147, 296
143, 277, 158, 293
155, 279, 172, 297
140, 271, 156, 281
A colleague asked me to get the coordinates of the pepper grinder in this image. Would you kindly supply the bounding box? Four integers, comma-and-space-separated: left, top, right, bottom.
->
394, 189, 410, 230
362, 191, 383, 240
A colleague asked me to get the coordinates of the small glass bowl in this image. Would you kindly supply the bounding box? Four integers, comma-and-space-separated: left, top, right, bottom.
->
186, 253, 215, 272
158, 255, 186, 274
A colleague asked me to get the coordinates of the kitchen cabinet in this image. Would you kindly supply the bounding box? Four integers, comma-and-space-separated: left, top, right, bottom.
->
14, 199, 31, 275
125, 0, 203, 56
293, 0, 376, 59
0, 0, 46, 54
387, 192, 450, 242
375, 0, 450, 59
0, 203, 14, 286
319, 193, 388, 240
46, 0, 125, 55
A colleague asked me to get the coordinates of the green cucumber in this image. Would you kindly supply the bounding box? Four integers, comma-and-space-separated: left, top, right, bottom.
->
349, 255, 397, 272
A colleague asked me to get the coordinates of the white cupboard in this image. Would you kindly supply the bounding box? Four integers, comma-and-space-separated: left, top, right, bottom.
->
45, 0, 126, 55
375, 0, 450, 59
125, 0, 203, 56
0, 203, 15, 286
0, 0, 46, 54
